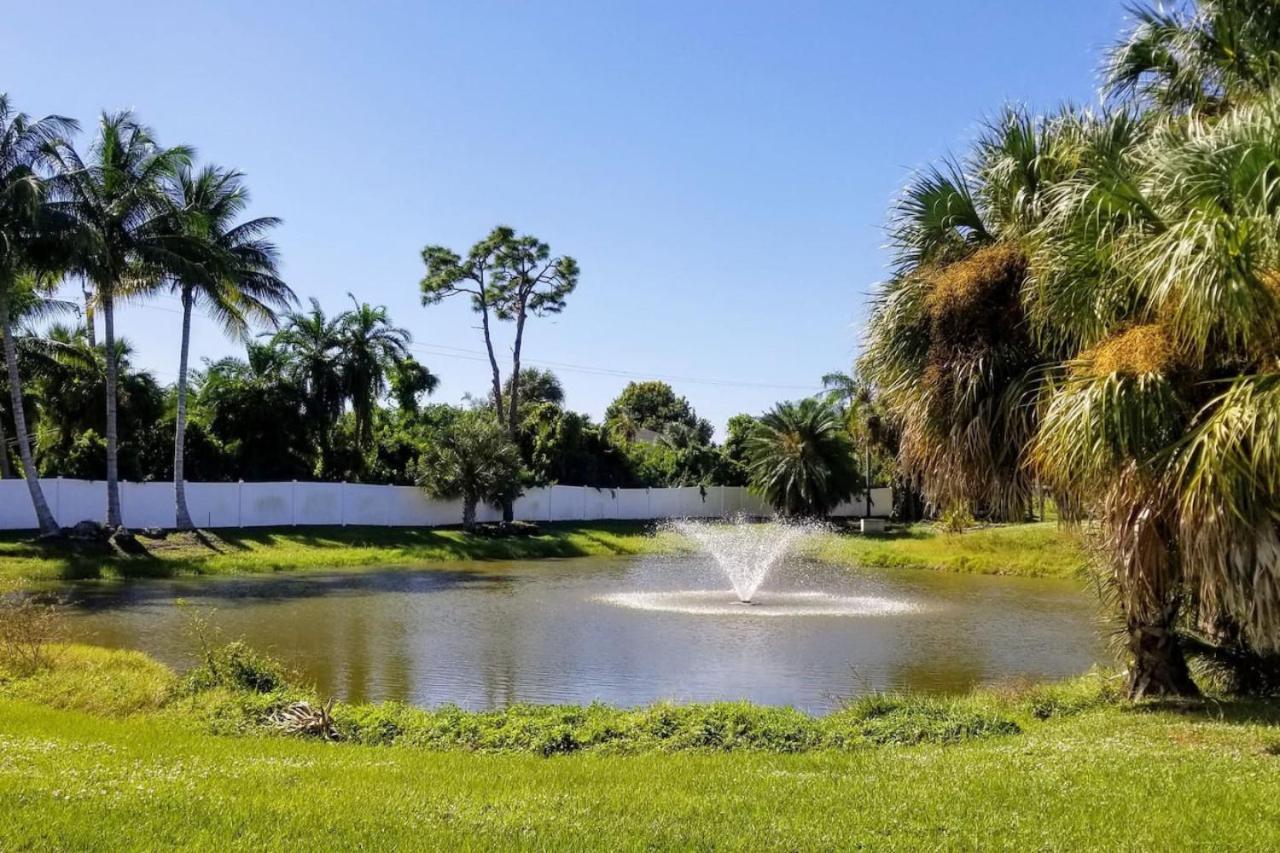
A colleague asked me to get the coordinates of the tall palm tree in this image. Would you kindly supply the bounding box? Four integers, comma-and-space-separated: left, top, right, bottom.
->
47, 112, 194, 529
166, 165, 291, 529
745, 398, 858, 518
0, 95, 77, 536
337, 294, 410, 449
273, 298, 346, 467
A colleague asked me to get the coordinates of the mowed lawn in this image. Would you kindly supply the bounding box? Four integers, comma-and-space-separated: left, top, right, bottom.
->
0, 522, 688, 581
1, 695, 1278, 850
0, 519, 1089, 581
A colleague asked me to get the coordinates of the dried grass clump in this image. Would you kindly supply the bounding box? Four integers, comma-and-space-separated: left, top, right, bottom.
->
1076, 324, 1178, 378
925, 243, 1028, 341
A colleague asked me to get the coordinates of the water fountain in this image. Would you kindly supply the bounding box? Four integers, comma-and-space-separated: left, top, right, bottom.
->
672, 517, 817, 603
599, 516, 921, 617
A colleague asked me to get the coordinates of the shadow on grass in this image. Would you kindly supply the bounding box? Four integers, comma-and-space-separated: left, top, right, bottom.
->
0, 522, 662, 581
1125, 696, 1280, 727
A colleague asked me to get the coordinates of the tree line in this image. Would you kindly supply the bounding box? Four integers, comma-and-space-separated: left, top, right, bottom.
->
0, 109, 870, 535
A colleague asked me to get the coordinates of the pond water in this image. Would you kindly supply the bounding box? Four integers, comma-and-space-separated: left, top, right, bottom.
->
53, 553, 1108, 712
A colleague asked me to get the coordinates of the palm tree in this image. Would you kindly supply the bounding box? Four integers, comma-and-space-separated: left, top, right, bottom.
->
1104, 0, 1280, 114
337, 294, 410, 449
166, 165, 291, 529
272, 298, 346, 467
388, 356, 438, 414
1029, 94, 1280, 696
47, 112, 194, 529
861, 108, 1078, 519
417, 410, 521, 529
745, 398, 858, 518
0, 95, 77, 536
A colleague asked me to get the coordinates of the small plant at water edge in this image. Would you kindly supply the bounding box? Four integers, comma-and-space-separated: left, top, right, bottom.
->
0, 579, 61, 676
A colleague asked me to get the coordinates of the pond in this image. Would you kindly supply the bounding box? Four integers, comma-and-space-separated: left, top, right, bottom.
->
53, 553, 1108, 713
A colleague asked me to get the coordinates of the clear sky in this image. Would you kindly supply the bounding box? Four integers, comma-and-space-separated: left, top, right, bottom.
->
2, 1, 1128, 436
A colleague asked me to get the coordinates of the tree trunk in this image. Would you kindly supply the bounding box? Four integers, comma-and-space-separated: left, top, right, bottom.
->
479, 304, 505, 427
462, 496, 477, 530
83, 278, 96, 348
0, 406, 12, 479
0, 293, 60, 536
501, 306, 527, 523
1127, 616, 1199, 699
102, 285, 122, 529
173, 286, 195, 530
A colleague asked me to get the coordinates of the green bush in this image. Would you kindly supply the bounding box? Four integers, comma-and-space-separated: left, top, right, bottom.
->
184, 640, 287, 694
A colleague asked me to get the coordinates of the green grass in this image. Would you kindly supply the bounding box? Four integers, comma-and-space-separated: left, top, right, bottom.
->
0, 522, 686, 581
2, 646, 1279, 850
810, 521, 1091, 579
0, 519, 1089, 582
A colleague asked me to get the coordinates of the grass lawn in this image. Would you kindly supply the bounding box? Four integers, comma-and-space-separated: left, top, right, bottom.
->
811, 521, 1091, 579
1, 647, 1278, 850
0, 518, 1090, 582
0, 522, 687, 581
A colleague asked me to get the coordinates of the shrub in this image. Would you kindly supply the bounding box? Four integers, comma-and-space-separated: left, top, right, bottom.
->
0, 580, 61, 676
184, 640, 288, 694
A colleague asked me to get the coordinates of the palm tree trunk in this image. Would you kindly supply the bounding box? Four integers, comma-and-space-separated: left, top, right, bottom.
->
173, 285, 194, 530
1127, 604, 1200, 699
0, 292, 60, 536
462, 495, 477, 530
83, 278, 96, 348
0, 408, 12, 479
102, 285, 122, 529
479, 303, 504, 427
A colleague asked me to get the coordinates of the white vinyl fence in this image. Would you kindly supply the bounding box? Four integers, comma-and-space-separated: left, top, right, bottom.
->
0, 479, 893, 531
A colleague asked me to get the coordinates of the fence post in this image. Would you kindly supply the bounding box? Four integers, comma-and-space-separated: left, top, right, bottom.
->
237, 480, 243, 528
291, 480, 298, 527
340, 481, 346, 527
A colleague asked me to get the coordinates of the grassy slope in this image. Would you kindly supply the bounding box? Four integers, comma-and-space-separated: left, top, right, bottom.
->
2, 684, 1279, 849
811, 521, 1090, 579
0, 522, 687, 581
0, 519, 1089, 582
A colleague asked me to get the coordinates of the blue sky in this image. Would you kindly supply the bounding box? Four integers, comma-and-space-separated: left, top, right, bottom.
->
3, 1, 1128, 436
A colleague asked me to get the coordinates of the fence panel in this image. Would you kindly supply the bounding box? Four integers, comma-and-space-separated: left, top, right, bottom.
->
0, 478, 893, 529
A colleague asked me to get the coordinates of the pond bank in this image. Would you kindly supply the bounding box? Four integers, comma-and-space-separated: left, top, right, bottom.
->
0, 645, 1276, 849
0, 520, 1089, 581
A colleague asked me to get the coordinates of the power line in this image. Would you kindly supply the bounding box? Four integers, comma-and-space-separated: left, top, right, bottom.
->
122, 300, 823, 394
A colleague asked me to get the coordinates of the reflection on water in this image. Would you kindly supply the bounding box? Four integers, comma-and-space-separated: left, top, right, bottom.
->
52, 554, 1109, 713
